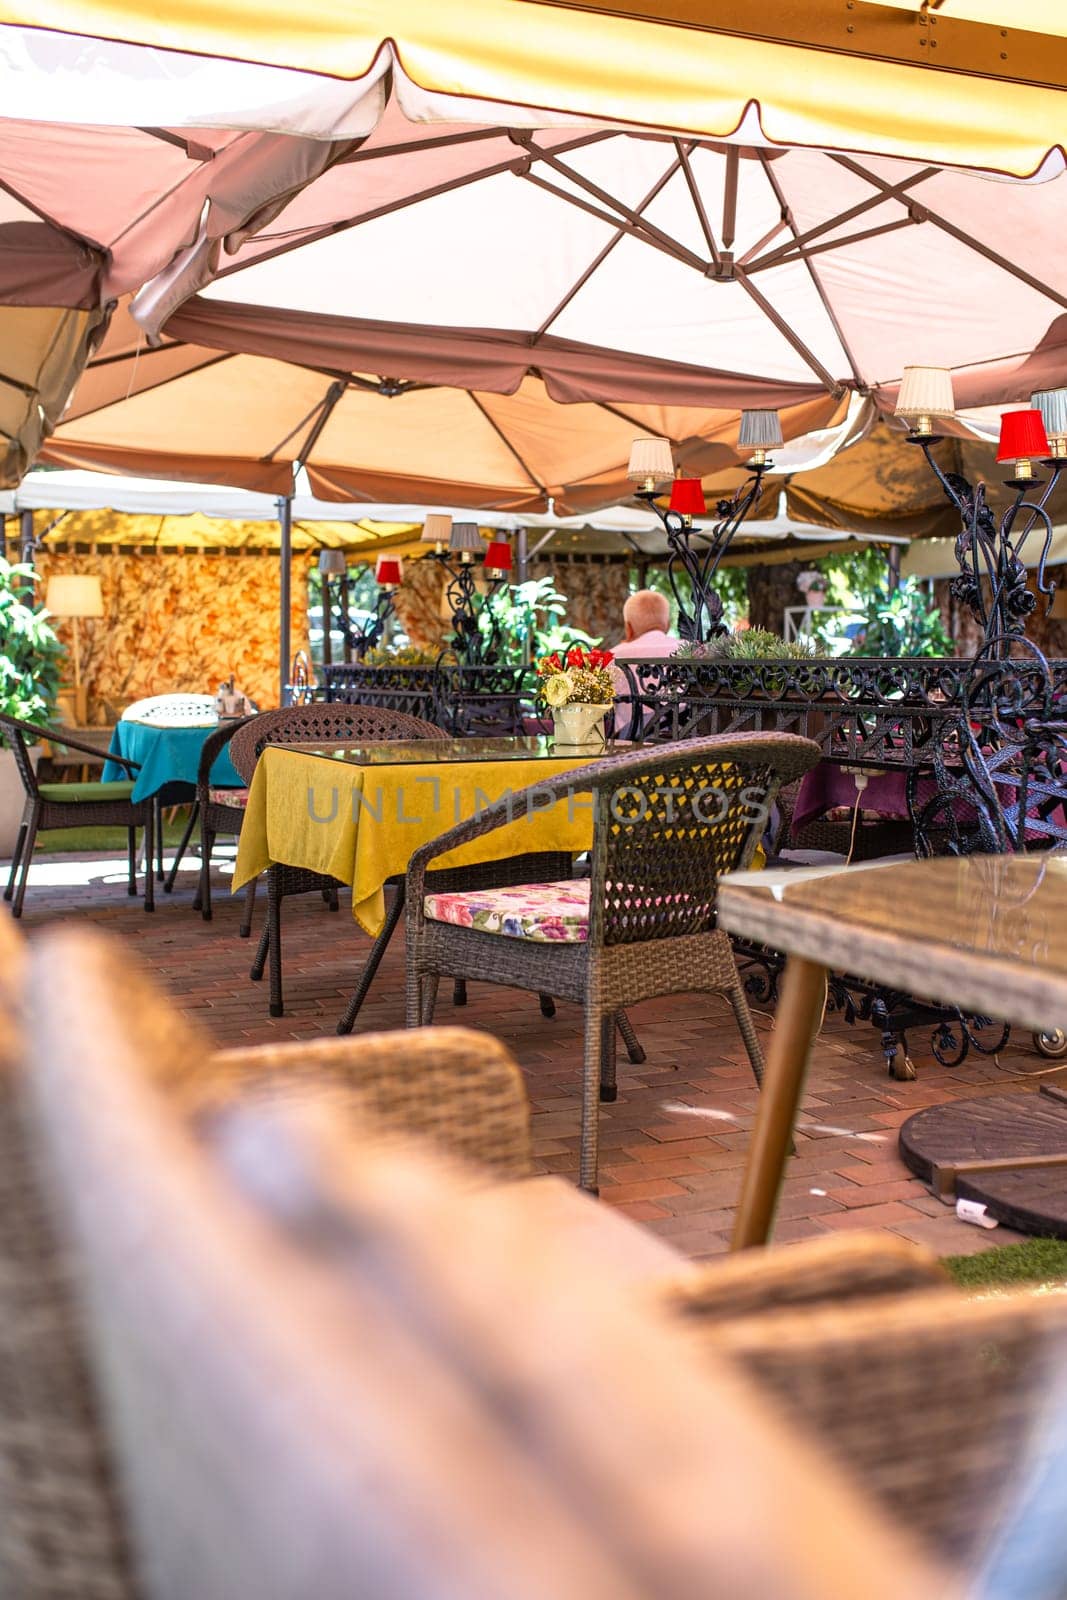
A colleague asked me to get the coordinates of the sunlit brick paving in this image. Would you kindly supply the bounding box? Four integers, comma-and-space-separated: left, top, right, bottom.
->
16, 847, 1050, 1261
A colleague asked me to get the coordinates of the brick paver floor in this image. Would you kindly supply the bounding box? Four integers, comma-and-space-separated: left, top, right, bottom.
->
16, 846, 1061, 1261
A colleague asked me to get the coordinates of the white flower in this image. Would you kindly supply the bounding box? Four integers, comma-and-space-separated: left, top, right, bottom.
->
542, 672, 573, 707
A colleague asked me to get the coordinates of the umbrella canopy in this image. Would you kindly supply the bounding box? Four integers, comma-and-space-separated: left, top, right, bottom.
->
128, 116, 1067, 418
1, 2, 1066, 173
41, 303, 847, 511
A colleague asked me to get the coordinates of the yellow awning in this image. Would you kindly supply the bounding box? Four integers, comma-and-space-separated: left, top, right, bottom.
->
7, 0, 1067, 174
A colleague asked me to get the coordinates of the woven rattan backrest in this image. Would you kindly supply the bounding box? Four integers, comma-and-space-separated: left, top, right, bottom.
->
0, 713, 40, 799
228, 704, 447, 784
0, 911, 135, 1597
584, 734, 820, 948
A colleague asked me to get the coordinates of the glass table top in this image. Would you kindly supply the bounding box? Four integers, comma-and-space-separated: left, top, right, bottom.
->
285, 736, 626, 767
717, 853, 1067, 1031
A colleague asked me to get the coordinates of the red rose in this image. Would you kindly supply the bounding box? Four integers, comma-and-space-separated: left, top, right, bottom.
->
566, 646, 585, 667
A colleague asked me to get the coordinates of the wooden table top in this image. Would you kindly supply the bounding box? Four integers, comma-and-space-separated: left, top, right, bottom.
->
717, 854, 1067, 1035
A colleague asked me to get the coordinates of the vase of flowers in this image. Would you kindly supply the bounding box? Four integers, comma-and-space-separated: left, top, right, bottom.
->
536, 646, 615, 748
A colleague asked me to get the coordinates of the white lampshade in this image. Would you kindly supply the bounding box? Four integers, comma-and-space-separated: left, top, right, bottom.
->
44, 574, 103, 618
738, 409, 784, 452
318, 549, 347, 575
894, 366, 955, 421
627, 437, 674, 485
1032, 389, 1067, 450
421, 513, 453, 545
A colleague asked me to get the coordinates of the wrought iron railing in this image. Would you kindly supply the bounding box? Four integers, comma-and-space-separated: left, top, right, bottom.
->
323, 662, 533, 736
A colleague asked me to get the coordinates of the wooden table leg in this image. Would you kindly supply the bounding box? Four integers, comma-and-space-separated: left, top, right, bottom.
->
731, 956, 827, 1251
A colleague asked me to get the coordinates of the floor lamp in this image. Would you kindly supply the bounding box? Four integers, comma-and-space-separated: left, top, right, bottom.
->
44, 574, 103, 725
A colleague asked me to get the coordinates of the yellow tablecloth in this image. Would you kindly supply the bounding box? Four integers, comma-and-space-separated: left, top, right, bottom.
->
233, 746, 602, 936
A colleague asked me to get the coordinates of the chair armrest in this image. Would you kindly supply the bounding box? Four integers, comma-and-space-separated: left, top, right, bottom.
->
661, 1233, 949, 1324
200, 1027, 530, 1181
43, 724, 141, 773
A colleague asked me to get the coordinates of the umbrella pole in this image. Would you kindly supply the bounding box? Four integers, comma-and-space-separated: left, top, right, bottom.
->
278, 495, 292, 706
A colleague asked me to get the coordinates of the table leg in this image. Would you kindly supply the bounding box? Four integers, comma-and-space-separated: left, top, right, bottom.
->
731, 956, 827, 1251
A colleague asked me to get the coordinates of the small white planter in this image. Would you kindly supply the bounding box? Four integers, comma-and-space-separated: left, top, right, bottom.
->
0, 744, 34, 859
552, 703, 608, 750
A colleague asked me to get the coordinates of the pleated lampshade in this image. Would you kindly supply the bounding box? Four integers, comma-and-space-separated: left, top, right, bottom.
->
627, 437, 674, 485
668, 478, 706, 517
484, 540, 512, 574
421, 513, 453, 546
894, 367, 955, 428
1031, 389, 1067, 453
449, 521, 485, 559
997, 409, 1050, 466
374, 556, 403, 588
738, 409, 784, 453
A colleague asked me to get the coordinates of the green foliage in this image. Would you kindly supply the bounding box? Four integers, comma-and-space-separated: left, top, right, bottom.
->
639, 564, 748, 630
481, 576, 599, 663
362, 644, 440, 667
945, 1238, 1067, 1291
675, 628, 825, 662
851, 580, 952, 658
0, 560, 63, 729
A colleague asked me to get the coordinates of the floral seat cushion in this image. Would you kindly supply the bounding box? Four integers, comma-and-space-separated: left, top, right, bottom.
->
208, 786, 249, 808
423, 879, 590, 943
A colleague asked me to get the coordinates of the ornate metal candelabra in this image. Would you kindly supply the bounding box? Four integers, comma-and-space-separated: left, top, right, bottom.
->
627, 411, 781, 642
346, 556, 402, 659
420, 516, 513, 666
896, 369, 1064, 659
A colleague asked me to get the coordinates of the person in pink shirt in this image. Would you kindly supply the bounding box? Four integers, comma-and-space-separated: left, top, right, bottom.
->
611, 590, 679, 686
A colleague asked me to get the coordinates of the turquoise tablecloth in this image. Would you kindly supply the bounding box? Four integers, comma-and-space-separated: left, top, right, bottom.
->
102, 721, 242, 804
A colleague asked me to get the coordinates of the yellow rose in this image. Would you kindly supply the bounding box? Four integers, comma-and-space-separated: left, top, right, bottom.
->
542, 672, 573, 707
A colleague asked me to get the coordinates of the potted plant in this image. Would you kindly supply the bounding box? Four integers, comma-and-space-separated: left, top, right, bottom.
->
536, 645, 615, 748
0, 559, 63, 855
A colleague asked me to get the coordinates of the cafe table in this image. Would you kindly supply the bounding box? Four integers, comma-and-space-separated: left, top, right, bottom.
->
233, 735, 620, 1026
717, 853, 1067, 1249
103, 718, 242, 804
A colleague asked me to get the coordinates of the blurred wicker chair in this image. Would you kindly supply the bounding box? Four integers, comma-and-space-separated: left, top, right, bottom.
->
0, 712, 154, 916
406, 733, 821, 1191
20, 925, 945, 1600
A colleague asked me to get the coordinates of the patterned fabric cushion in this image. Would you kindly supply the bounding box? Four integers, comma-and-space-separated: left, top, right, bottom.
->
424, 880, 590, 943
209, 787, 249, 808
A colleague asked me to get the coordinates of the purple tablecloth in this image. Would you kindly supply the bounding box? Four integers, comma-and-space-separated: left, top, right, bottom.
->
792, 766, 914, 834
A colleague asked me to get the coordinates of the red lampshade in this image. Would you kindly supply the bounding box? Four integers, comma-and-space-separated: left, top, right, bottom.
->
996, 409, 1050, 464
375, 557, 402, 587
668, 477, 706, 516
484, 540, 512, 572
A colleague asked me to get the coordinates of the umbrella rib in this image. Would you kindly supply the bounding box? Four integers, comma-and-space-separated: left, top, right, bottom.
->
745, 166, 938, 272
751, 214, 920, 272
519, 137, 710, 272
258, 381, 342, 464
733, 265, 842, 393
467, 392, 547, 493
63, 349, 237, 421
338, 127, 507, 164
756, 152, 864, 389
722, 148, 739, 250
296, 379, 348, 470
211, 129, 616, 284
533, 151, 686, 341
521, 170, 705, 276
831, 153, 1067, 312
675, 140, 721, 267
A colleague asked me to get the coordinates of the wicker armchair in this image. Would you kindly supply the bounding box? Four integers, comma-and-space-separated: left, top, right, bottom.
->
229, 703, 449, 1017
0, 712, 154, 916
20, 926, 946, 1600
406, 733, 821, 1191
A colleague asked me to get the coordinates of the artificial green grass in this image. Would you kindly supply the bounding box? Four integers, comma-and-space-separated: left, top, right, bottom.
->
944, 1237, 1067, 1290
35, 817, 198, 854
